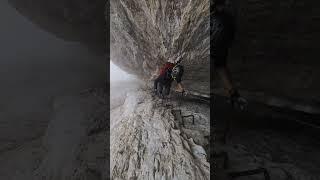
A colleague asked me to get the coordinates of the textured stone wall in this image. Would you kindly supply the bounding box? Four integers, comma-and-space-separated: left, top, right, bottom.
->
110, 90, 210, 179
110, 0, 210, 94
9, 0, 211, 94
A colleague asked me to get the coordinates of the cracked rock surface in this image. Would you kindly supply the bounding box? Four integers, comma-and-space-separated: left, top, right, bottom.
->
110, 82, 210, 180
110, 0, 210, 94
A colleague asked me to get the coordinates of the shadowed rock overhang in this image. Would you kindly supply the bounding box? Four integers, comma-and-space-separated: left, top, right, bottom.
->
8, 0, 211, 95
9, 0, 320, 105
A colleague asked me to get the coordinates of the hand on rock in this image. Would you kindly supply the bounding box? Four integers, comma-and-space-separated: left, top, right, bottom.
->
175, 89, 186, 96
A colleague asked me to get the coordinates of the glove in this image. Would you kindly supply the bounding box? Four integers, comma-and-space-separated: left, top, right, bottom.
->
229, 89, 248, 110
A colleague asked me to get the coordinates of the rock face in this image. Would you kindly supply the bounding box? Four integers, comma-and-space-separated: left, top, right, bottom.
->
8, 0, 211, 94
110, 0, 210, 94
8, 0, 320, 101
0, 81, 210, 180
110, 88, 210, 179
6, 1, 211, 179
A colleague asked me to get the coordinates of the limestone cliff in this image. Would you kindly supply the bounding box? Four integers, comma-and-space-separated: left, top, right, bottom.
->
8, 0, 211, 94
110, 0, 210, 94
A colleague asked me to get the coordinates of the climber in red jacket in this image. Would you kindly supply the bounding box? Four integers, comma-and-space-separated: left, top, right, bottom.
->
154, 59, 184, 98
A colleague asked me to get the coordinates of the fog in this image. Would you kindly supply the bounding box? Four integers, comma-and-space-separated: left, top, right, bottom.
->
110, 61, 140, 110
0, 1, 106, 153
110, 61, 134, 82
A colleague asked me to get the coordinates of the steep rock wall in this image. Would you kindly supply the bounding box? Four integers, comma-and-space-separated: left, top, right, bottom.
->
8, 0, 320, 100
8, 0, 210, 94
110, 0, 210, 94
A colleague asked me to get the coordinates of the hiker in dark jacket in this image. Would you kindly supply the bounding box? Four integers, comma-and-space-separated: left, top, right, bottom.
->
212, 0, 247, 110
154, 60, 184, 98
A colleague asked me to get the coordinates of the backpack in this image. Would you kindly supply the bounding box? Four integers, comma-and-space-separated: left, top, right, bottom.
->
159, 62, 175, 76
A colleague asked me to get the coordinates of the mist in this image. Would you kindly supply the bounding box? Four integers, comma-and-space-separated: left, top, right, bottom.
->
0, 0, 105, 154
110, 61, 134, 82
